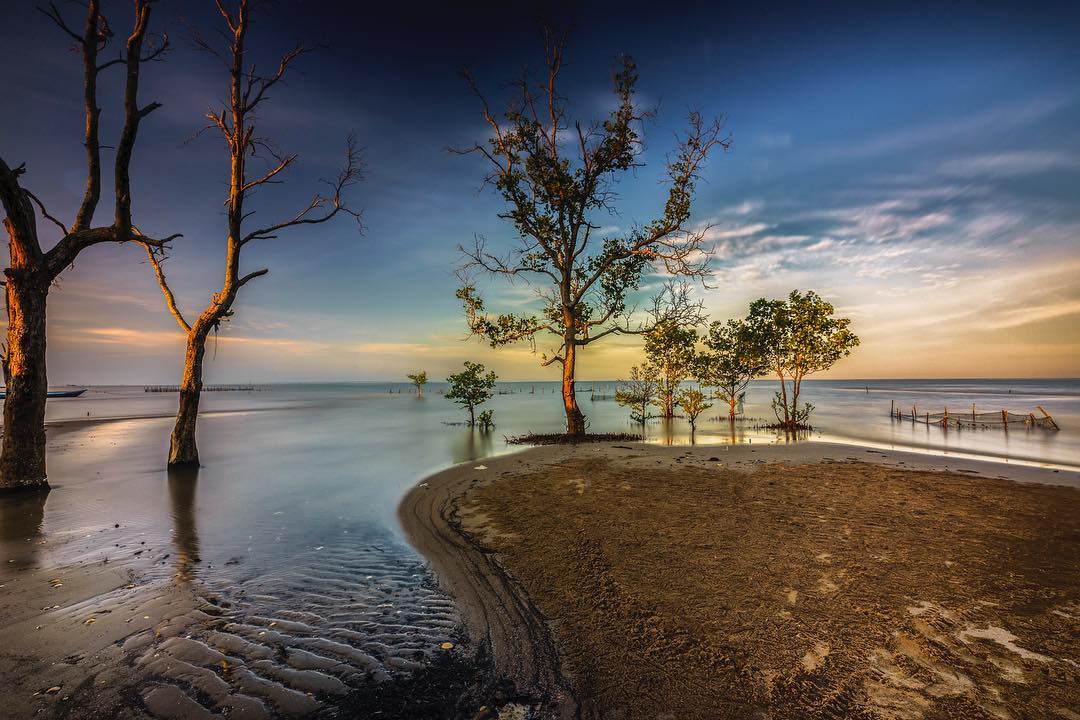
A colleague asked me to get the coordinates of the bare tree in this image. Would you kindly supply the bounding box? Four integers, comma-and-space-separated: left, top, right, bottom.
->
142, 0, 361, 467
0, 0, 173, 492
456, 32, 728, 436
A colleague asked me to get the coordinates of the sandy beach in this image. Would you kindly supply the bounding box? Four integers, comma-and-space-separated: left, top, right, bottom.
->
400, 441, 1080, 719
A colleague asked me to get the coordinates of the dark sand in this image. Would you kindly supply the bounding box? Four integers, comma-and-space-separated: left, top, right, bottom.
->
400, 442, 1080, 719
0, 417, 493, 720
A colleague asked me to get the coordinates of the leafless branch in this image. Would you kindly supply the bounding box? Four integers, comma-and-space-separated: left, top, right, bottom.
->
240, 134, 363, 245
22, 189, 67, 235
141, 243, 191, 332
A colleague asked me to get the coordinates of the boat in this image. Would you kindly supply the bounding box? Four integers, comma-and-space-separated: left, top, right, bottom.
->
0, 388, 86, 399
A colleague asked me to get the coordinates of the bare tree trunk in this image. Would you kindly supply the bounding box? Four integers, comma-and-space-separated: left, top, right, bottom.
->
1, 0, 168, 491
168, 326, 209, 467
728, 391, 737, 419
140, 1, 359, 471
1, 275, 49, 491
562, 337, 586, 436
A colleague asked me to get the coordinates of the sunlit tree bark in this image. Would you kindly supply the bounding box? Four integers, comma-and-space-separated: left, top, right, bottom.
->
0, 0, 173, 492
143, 0, 361, 468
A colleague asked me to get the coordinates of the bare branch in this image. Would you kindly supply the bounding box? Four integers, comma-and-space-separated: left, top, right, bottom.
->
246, 44, 312, 114
240, 134, 363, 245
141, 243, 191, 332
22, 189, 67, 235
38, 2, 85, 45
113, 0, 163, 235
240, 153, 297, 193
237, 267, 269, 287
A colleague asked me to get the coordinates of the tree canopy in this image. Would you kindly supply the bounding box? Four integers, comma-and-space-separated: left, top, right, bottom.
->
698, 318, 769, 419
644, 319, 700, 418
749, 290, 860, 428
445, 361, 497, 426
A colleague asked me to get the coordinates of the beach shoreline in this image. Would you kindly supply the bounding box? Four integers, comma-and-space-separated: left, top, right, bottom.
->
398, 440, 1080, 718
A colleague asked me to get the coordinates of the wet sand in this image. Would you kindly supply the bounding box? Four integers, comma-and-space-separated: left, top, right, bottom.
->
0, 413, 490, 719
400, 442, 1080, 719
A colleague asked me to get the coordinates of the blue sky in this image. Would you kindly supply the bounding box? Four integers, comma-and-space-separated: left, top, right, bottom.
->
2, 0, 1079, 382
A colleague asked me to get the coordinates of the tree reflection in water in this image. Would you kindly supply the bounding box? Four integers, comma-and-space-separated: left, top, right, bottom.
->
167, 465, 201, 581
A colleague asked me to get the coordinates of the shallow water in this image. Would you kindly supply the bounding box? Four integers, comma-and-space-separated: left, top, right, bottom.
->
1, 379, 1077, 712
12, 378, 1080, 571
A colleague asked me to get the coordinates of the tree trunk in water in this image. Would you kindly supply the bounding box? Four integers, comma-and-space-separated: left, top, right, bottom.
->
661, 381, 675, 418
0, 276, 50, 492
728, 393, 737, 419
562, 339, 585, 436
779, 374, 790, 426
168, 327, 208, 467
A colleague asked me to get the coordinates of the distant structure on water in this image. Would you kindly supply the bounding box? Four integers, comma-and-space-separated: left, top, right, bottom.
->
144, 384, 261, 393
890, 401, 1059, 431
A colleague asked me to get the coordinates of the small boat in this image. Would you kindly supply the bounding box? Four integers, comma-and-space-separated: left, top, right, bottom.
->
0, 388, 86, 400
48, 389, 87, 398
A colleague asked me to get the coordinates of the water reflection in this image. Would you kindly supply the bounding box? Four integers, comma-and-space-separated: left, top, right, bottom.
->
0, 490, 48, 568
167, 465, 201, 582
451, 429, 495, 463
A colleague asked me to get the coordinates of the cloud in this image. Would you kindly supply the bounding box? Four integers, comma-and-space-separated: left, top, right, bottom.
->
705, 222, 772, 240
939, 150, 1080, 177
759, 131, 793, 149
813, 94, 1073, 163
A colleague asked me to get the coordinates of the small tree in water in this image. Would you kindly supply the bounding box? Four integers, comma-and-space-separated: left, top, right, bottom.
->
407, 370, 428, 397
446, 361, 497, 426
698, 318, 768, 420
644, 319, 699, 419
615, 366, 656, 428
749, 290, 859, 429
455, 32, 727, 438
676, 388, 712, 437
477, 409, 496, 432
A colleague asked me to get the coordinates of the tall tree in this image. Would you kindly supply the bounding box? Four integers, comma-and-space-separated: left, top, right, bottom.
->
456, 33, 727, 437
698, 317, 769, 419
143, 0, 361, 467
749, 290, 860, 429
644, 319, 699, 418
0, 0, 173, 492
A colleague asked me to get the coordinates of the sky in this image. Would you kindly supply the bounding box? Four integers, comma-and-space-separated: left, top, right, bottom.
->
2, 0, 1079, 384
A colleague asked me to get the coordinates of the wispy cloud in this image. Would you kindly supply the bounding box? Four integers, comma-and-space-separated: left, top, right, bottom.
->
939, 150, 1080, 177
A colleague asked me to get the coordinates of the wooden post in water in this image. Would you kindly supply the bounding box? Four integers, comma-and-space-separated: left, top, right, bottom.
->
912, 404, 917, 424
890, 399, 895, 418
1002, 409, 1008, 431
972, 402, 976, 423
1037, 406, 1060, 431
943, 406, 949, 427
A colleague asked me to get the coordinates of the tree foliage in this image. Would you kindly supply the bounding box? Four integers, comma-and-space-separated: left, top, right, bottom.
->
748, 290, 860, 428
407, 370, 428, 396
445, 361, 497, 426
615, 365, 656, 426
644, 319, 699, 418
697, 318, 769, 419
455, 31, 727, 435
676, 387, 712, 435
